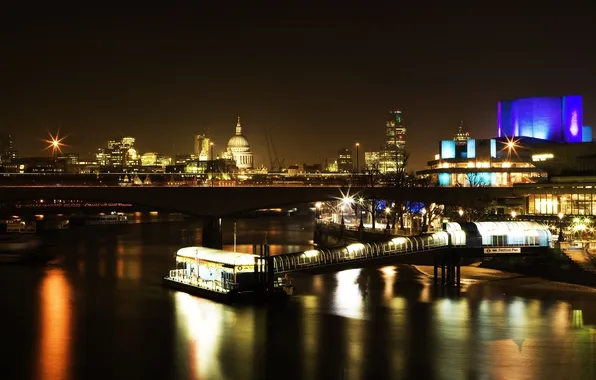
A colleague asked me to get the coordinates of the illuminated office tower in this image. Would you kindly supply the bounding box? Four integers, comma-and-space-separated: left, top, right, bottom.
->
0, 134, 18, 164
337, 148, 353, 173
194, 134, 211, 161
96, 136, 138, 168
454, 121, 470, 146
379, 110, 406, 173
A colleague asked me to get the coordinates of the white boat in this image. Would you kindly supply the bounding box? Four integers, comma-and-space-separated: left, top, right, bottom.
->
6, 220, 36, 234
0, 235, 43, 264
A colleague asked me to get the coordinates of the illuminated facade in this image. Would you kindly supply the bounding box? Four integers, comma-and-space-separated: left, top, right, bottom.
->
454, 121, 470, 146
337, 148, 353, 173
0, 134, 18, 164
517, 180, 596, 216
379, 110, 406, 173
194, 134, 211, 161
498, 95, 591, 143
364, 151, 380, 170
223, 117, 253, 170
417, 129, 546, 186
96, 136, 139, 168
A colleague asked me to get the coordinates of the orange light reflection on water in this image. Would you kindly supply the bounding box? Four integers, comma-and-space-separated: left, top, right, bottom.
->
37, 269, 73, 380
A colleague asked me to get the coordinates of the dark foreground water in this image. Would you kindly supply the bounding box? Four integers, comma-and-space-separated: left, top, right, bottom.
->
1, 216, 596, 380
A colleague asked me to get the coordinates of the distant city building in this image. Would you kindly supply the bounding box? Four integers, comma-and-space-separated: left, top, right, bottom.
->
364, 151, 380, 170
141, 152, 158, 166
223, 117, 253, 170
454, 121, 470, 146
1, 134, 18, 165
336, 148, 353, 173
194, 134, 211, 161
56, 153, 79, 166
304, 163, 323, 173
379, 110, 406, 173
175, 154, 194, 164
14, 157, 63, 173
326, 160, 338, 173
96, 136, 139, 169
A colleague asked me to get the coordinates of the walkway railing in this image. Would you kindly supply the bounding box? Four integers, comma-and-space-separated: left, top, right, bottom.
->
273, 232, 450, 273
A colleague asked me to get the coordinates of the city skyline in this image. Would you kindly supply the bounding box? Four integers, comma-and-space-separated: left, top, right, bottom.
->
2, 5, 595, 170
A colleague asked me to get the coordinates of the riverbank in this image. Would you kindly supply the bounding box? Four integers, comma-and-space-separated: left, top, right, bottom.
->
413, 264, 596, 294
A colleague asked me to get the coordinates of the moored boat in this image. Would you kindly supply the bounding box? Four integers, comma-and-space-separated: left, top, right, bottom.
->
5, 220, 37, 234
163, 246, 295, 303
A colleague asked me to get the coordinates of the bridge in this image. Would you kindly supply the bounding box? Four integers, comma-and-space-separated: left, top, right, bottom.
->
271, 221, 552, 286
0, 185, 514, 216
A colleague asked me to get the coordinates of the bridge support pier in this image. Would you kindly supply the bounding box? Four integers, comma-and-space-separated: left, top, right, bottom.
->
433, 250, 461, 288
201, 216, 223, 249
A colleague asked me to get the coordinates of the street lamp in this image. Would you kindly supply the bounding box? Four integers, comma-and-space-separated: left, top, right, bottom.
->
558, 212, 565, 242
355, 142, 360, 174
511, 210, 517, 219
340, 196, 354, 225
314, 201, 322, 218
385, 206, 391, 229
210, 142, 215, 186
458, 208, 464, 218
358, 197, 365, 227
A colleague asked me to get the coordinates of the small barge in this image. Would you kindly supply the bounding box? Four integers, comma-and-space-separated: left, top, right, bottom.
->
163, 246, 294, 303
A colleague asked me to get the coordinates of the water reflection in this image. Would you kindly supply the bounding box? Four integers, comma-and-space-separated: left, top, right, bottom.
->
331, 269, 366, 320
115, 236, 141, 281
380, 266, 395, 300
37, 269, 73, 380
5, 219, 596, 379
301, 295, 319, 380
175, 292, 225, 379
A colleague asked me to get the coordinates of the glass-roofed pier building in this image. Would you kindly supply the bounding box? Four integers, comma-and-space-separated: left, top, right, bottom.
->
444, 221, 552, 248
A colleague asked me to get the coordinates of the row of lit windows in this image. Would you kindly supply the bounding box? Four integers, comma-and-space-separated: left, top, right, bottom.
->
432, 161, 535, 169
528, 193, 596, 215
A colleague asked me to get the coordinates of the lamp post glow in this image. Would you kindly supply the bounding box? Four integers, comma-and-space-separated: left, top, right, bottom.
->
210, 142, 214, 187
511, 210, 517, 219
43, 130, 67, 158
458, 208, 464, 217
314, 201, 322, 218
340, 196, 354, 225
355, 142, 360, 174
358, 197, 365, 227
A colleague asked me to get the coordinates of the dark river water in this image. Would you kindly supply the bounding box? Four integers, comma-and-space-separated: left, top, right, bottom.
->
1, 216, 596, 380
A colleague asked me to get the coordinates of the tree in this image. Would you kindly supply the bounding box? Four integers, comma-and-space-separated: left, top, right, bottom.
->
447, 200, 497, 222
455, 172, 490, 187
359, 165, 383, 229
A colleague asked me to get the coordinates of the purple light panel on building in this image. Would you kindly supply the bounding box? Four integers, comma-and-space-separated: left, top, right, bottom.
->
496, 95, 583, 143
562, 95, 583, 143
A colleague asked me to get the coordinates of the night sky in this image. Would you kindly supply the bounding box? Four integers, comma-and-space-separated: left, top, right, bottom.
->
2, 4, 594, 170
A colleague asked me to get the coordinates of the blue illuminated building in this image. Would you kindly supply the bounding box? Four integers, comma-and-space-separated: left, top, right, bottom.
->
498, 95, 589, 143
420, 96, 595, 187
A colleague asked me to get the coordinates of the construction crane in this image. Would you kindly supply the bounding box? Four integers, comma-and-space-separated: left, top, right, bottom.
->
265, 129, 284, 172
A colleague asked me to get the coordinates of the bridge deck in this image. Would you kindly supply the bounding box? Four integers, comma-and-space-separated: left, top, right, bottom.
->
273, 220, 554, 274
273, 233, 450, 274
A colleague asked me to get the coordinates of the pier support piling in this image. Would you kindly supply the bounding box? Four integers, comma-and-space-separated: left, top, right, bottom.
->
201, 216, 223, 249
